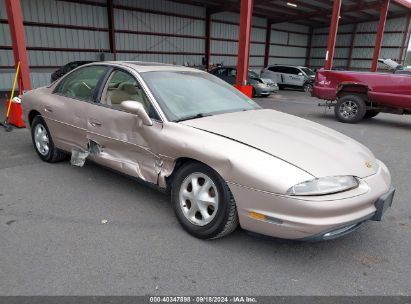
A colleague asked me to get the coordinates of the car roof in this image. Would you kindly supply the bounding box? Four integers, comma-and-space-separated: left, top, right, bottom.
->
90, 61, 204, 73
210, 66, 256, 71
267, 65, 308, 69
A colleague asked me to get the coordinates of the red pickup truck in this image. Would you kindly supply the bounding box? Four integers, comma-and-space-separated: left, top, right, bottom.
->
312, 67, 411, 123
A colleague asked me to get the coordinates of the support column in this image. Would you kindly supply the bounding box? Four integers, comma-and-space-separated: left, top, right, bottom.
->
235, 0, 253, 90
205, 8, 211, 70
107, 0, 116, 59
371, 0, 390, 72
324, 0, 342, 70
264, 20, 271, 68
305, 27, 313, 68
5, 0, 31, 91
399, 14, 410, 64
347, 23, 358, 70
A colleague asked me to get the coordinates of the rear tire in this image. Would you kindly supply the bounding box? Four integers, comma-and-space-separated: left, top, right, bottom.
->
31, 116, 67, 162
171, 162, 239, 239
334, 95, 366, 123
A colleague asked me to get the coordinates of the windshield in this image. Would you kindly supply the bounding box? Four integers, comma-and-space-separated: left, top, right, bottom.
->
301, 68, 315, 76
248, 70, 259, 78
140, 71, 260, 121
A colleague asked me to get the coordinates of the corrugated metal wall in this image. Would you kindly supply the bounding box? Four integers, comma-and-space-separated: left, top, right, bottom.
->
0, 0, 108, 89
210, 12, 266, 70
113, 0, 205, 65
269, 22, 309, 67
309, 16, 411, 71
1, 0, 410, 90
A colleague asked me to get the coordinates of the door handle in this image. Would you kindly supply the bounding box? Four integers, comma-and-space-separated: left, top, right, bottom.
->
44, 107, 53, 113
88, 119, 102, 127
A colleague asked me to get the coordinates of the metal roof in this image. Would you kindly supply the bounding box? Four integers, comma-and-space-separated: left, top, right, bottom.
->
170, 0, 411, 27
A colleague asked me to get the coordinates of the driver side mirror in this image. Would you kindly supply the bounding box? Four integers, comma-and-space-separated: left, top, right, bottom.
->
120, 100, 153, 126
298, 72, 304, 76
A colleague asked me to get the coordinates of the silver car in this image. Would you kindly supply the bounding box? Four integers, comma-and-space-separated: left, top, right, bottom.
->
210, 67, 278, 97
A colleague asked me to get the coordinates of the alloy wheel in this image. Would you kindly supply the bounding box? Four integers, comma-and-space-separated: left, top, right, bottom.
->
34, 123, 50, 156
179, 172, 219, 226
339, 100, 359, 119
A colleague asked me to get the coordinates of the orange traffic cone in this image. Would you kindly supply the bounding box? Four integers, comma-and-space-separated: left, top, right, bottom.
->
7, 77, 25, 128
1, 62, 25, 131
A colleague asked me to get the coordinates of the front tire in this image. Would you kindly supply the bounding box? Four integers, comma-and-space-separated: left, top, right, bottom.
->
334, 95, 366, 123
303, 82, 313, 93
171, 162, 239, 239
31, 116, 67, 162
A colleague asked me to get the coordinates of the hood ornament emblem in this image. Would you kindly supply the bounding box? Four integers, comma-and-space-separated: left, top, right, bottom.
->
365, 161, 372, 168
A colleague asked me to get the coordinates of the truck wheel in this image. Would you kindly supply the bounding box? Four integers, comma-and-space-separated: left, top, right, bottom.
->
364, 110, 380, 119
335, 95, 366, 123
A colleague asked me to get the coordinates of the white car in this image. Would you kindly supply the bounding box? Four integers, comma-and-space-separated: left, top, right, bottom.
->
261, 65, 315, 92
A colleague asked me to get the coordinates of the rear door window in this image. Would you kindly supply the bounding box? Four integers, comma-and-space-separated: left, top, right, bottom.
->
54, 65, 108, 101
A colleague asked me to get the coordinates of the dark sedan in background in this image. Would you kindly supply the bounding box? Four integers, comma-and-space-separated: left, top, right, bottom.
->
209, 66, 278, 97
51, 61, 93, 83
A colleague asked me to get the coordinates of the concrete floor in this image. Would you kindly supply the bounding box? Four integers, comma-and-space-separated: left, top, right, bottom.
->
0, 90, 410, 295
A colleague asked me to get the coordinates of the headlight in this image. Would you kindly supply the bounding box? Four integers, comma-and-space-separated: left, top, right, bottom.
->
286, 176, 359, 196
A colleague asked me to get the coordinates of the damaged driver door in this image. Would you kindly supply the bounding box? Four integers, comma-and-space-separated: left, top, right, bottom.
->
85, 68, 162, 184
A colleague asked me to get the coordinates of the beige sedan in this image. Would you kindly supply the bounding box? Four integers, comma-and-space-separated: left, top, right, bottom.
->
22, 62, 394, 240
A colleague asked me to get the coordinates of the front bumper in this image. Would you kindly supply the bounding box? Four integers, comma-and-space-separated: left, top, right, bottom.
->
301, 186, 395, 241
229, 161, 393, 240
255, 85, 278, 95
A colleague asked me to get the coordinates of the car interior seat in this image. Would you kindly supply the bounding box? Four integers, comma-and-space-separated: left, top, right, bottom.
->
107, 82, 150, 111
70, 82, 93, 99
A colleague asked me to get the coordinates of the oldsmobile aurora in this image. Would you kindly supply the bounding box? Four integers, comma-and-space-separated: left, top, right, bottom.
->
22, 62, 394, 240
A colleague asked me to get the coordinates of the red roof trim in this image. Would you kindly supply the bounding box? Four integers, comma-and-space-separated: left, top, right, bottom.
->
393, 0, 411, 10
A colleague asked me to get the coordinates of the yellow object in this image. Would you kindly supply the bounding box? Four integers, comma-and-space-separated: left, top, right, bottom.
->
249, 211, 266, 221
6, 61, 21, 118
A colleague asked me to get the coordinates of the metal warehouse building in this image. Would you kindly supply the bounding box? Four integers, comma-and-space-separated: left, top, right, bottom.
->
0, 0, 410, 92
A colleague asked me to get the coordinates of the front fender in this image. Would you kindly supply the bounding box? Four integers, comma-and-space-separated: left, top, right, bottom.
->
155, 122, 313, 194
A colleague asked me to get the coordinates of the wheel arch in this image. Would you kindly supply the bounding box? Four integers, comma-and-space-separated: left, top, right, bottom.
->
336, 82, 369, 102
165, 157, 220, 190
28, 109, 41, 126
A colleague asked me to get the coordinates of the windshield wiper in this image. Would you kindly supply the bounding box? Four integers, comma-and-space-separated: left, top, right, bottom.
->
174, 113, 211, 122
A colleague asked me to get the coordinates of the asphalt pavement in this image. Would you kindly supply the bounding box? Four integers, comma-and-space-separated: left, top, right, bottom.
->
0, 90, 410, 295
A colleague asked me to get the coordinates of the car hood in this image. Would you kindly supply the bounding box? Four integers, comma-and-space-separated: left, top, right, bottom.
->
182, 109, 378, 178
260, 78, 275, 85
